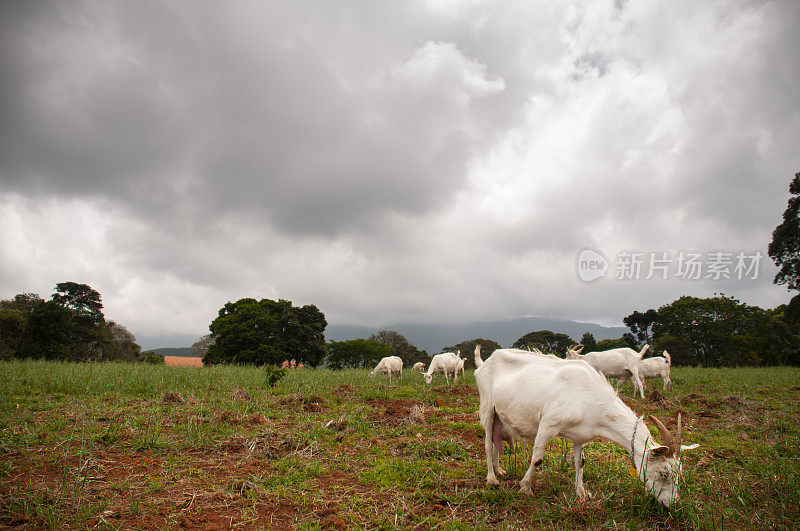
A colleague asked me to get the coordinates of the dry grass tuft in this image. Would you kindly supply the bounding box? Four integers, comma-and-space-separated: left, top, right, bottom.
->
162, 391, 185, 404
232, 388, 251, 401
407, 404, 427, 424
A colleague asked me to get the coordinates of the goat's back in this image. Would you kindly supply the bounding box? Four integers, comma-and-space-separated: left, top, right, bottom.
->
476, 349, 618, 441
639, 356, 669, 376
429, 352, 459, 371
375, 356, 403, 371
574, 348, 642, 378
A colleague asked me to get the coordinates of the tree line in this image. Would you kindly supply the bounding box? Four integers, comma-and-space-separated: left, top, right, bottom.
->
0, 282, 143, 362
3, 287, 799, 368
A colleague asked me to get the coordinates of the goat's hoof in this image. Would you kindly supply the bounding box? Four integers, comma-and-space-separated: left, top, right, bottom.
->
519, 483, 532, 495
497, 467, 507, 477
486, 477, 500, 487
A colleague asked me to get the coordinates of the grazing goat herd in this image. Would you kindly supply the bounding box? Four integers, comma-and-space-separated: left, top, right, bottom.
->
369, 344, 696, 507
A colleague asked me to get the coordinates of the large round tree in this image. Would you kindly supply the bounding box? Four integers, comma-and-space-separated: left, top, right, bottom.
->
512, 330, 577, 356
203, 298, 326, 366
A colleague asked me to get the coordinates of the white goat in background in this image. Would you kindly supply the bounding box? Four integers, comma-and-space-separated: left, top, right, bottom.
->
411, 362, 426, 372
474, 346, 698, 507
369, 356, 403, 381
639, 350, 672, 389
456, 356, 466, 377
423, 352, 460, 384
565, 344, 648, 397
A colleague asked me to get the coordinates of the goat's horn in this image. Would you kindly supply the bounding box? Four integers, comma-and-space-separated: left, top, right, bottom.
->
648, 415, 675, 455
675, 413, 682, 457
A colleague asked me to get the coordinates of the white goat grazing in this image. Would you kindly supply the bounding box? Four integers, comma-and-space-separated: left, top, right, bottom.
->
412, 362, 426, 372
565, 344, 648, 397
423, 352, 460, 384
475, 347, 698, 507
370, 356, 403, 380
456, 357, 466, 377
639, 350, 672, 390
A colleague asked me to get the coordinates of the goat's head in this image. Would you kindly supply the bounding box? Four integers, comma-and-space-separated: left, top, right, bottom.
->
423, 372, 434, 384
564, 345, 582, 359
640, 414, 699, 507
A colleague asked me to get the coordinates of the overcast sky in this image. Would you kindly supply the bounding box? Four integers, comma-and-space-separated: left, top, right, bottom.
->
1, 0, 799, 349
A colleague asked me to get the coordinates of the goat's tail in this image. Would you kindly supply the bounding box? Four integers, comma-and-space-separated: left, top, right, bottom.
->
663, 350, 671, 365
637, 344, 650, 359
474, 344, 484, 368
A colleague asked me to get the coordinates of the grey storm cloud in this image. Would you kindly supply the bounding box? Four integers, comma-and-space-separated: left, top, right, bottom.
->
0, 1, 515, 237
1, 0, 799, 348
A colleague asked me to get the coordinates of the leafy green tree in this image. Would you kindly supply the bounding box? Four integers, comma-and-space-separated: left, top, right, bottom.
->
203, 298, 327, 366
0, 293, 43, 359
49, 282, 106, 360
189, 334, 215, 358
325, 339, 395, 369
52, 282, 104, 324
651, 334, 691, 360
21, 300, 73, 360
653, 294, 796, 366
0, 310, 26, 360
594, 337, 630, 351
579, 332, 597, 353
623, 309, 658, 345
139, 351, 165, 364
769, 172, 800, 290
441, 338, 501, 369
512, 330, 577, 356
281, 304, 328, 366
0, 293, 43, 312
368, 330, 428, 365
101, 321, 142, 362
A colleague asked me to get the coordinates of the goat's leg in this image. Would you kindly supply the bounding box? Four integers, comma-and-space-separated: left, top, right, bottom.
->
484, 423, 500, 486
573, 443, 586, 498
520, 427, 555, 494
632, 373, 645, 398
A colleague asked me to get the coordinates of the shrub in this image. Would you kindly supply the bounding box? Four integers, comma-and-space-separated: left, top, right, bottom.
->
264, 365, 286, 387
139, 351, 165, 364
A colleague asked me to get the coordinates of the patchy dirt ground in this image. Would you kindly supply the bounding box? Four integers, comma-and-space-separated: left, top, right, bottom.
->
1, 365, 799, 529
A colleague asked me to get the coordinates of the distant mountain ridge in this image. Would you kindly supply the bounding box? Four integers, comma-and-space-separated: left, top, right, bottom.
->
326, 316, 628, 354
152, 316, 628, 357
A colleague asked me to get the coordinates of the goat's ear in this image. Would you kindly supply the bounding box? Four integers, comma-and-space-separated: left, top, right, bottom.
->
680, 443, 699, 452
649, 445, 671, 458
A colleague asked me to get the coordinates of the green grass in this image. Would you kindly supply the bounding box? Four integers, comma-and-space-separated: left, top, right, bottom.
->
0, 360, 798, 529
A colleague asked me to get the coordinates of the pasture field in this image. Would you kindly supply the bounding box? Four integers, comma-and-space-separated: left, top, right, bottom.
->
0, 361, 798, 530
